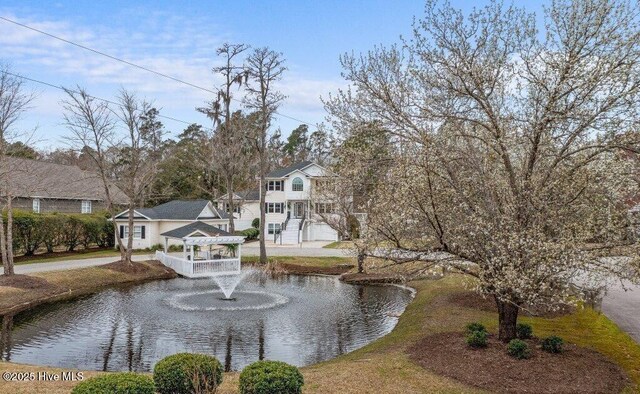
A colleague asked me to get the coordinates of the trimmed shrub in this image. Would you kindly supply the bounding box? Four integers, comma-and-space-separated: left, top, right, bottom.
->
12, 210, 44, 255
507, 339, 531, 359
239, 360, 304, 394
252, 218, 260, 229
541, 335, 564, 354
61, 215, 85, 251
465, 330, 488, 348
41, 213, 66, 252
153, 353, 223, 394
240, 227, 260, 241
516, 323, 533, 339
71, 372, 155, 394
465, 322, 487, 334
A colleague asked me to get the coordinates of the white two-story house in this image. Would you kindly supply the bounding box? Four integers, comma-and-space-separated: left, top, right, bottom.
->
215, 161, 340, 244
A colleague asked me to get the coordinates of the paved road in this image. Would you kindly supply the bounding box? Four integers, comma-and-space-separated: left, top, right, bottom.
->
15, 254, 154, 275
602, 282, 640, 343
13, 243, 349, 275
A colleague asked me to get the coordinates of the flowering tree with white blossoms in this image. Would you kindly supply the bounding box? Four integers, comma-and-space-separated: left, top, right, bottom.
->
325, 0, 640, 341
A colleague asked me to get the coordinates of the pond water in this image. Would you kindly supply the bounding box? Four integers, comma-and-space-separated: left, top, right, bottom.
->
0, 272, 413, 372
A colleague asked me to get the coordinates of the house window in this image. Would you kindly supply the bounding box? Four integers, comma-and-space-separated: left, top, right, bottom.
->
267, 181, 283, 191
223, 203, 241, 214
81, 200, 92, 214
121, 225, 145, 239
32, 198, 40, 213
267, 223, 281, 235
292, 177, 304, 191
265, 202, 284, 213
315, 203, 334, 214
217, 224, 228, 232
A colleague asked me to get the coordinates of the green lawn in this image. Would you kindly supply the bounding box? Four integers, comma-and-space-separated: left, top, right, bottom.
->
14, 249, 152, 265
241, 255, 353, 268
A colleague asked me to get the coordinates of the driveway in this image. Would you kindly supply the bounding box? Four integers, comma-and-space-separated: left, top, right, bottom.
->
13, 243, 350, 275
602, 282, 640, 343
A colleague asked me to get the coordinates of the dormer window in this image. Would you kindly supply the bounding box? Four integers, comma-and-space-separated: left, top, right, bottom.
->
292, 177, 304, 191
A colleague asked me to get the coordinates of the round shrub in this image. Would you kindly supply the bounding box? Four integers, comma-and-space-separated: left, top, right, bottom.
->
541, 335, 564, 353
153, 353, 223, 394
465, 322, 487, 334
507, 339, 531, 359
516, 323, 533, 339
465, 330, 488, 348
72, 373, 155, 394
239, 360, 304, 394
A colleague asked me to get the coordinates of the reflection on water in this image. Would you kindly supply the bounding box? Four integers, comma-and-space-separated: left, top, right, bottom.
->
0, 274, 413, 372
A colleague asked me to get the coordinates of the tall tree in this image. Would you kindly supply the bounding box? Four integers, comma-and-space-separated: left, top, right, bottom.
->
245, 47, 286, 264
0, 64, 35, 276
326, 0, 640, 341
198, 43, 250, 233
63, 87, 163, 265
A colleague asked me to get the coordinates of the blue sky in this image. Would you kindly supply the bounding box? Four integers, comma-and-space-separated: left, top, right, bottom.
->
0, 1, 543, 149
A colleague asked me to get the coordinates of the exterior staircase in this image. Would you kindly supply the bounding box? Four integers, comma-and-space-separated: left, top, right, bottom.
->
279, 218, 301, 244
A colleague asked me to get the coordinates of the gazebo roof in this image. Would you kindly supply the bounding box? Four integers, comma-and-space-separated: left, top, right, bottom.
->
161, 221, 233, 239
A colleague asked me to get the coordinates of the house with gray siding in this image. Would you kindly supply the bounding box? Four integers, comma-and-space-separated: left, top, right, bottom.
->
1, 156, 127, 214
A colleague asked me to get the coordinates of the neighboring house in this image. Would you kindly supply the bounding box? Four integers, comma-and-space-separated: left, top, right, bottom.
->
214, 189, 261, 230
213, 161, 341, 244
113, 200, 231, 249
1, 156, 127, 214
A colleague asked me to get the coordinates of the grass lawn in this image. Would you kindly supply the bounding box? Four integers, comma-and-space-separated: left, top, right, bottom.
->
241, 255, 353, 268
14, 248, 152, 265
0, 270, 638, 393
322, 241, 354, 249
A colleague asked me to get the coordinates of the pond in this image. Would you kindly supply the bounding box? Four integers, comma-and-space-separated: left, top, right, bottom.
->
0, 272, 413, 372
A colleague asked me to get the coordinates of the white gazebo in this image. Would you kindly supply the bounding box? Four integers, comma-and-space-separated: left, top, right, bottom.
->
154, 221, 246, 278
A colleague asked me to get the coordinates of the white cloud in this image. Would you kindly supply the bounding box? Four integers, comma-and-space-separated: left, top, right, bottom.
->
0, 8, 345, 145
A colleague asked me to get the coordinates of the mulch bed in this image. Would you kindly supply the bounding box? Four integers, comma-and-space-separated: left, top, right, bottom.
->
100, 260, 168, 275
280, 263, 354, 275
408, 332, 630, 394
0, 274, 53, 290
448, 291, 575, 318
340, 272, 403, 284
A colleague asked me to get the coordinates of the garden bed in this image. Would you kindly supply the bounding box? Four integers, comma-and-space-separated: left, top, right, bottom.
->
0, 260, 176, 315
408, 332, 629, 393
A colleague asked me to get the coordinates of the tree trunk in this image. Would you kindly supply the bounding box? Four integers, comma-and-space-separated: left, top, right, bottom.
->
2, 197, 15, 275
124, 202, 134, 265
0, 200, 8, 271
496, 298, 519, 342
357, 252, 365, 273
226, 175, 235, 233
259, 172, 267, 265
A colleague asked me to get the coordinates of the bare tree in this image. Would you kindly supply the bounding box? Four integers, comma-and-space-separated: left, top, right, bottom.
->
63, 87, 162, 265
245, 47, 286, 264
0, 65, 35, 276
326, 0, 640, 341
198, 43, 250, 233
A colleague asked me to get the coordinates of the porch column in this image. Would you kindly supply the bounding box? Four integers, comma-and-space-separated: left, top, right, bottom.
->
164, 237, 168, 253
237, 242, 242, 271
182, 239, 187, 260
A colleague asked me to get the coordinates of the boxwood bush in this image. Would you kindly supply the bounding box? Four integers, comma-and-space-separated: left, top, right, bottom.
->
541, 335, 564, 353
153, 353, 223, 394
71, 372, 154, 394
465, 329, 488, 348
239, 360, 304, 394
516, 323, 533, 339
465, 322, 487, 334
507, 339, 531, 359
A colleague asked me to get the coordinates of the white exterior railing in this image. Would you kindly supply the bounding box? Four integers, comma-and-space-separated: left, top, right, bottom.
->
155, 251, 241, 278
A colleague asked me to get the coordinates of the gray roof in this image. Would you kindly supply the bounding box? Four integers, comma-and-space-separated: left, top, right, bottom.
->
217, 189, 260, 202
161, 221, 233, 238
266, 161, 314, 178
2, 156, 127, 203
116, 200, 230, 220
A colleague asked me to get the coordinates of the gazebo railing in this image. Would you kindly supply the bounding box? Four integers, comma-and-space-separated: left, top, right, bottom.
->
155, 251, 241, 277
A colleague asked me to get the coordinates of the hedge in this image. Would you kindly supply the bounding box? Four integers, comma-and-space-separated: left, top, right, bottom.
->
153, 353, 223, 394
71, 373, 155, 394
4, 210, 113, 255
